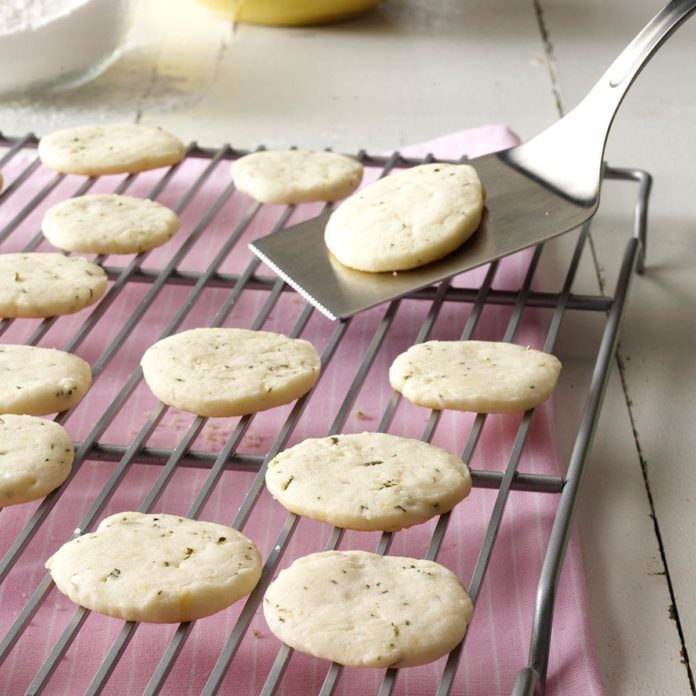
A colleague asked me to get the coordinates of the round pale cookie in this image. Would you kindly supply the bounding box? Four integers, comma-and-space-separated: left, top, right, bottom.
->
38, 124, 186, 176
231, 149, 363, 204
0, 345, 91, 415
266, 432, 471, 531
325, 163, 484, 272
141, 328, 321, 417
42, 194, 181, 255
264, 550, 473, 668
0, 415, 73, 506
0, 253, 107, 318
45, 512, 262, 623
389, 340, 562, 414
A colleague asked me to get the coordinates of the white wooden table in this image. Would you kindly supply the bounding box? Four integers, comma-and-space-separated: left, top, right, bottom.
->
1, 0, 693, 692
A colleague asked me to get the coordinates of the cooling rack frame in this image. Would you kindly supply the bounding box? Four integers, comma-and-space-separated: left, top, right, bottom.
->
0, 134, 650, 695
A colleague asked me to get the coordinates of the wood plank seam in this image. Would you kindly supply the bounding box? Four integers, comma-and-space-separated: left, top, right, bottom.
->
532, 0, 565, 116
614, 349, 696, 693
532, 2, 692, 691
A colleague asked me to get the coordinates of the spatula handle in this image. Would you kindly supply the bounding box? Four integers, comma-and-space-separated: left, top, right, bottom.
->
513, 0, 696, 204
593, 0, 696, 114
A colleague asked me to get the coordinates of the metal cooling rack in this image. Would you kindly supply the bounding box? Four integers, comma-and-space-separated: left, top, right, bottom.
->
0, 133, 650, 696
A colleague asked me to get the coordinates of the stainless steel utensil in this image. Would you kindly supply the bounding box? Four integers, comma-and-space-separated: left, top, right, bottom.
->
251, 0, 696, 320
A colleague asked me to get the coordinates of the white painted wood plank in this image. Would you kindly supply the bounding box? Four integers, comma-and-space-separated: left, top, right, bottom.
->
543, 0, 696, 690
141, 0, 558, 150
541, 224, 691, 695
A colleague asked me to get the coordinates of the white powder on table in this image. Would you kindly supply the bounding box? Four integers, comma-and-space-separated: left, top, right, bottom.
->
0, 0, 129, 95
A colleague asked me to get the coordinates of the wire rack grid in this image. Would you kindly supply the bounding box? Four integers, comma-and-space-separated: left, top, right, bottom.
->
0, 133, 649, 696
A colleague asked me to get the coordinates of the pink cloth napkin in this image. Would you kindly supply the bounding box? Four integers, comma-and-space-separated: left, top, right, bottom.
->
0, 125, 603, 695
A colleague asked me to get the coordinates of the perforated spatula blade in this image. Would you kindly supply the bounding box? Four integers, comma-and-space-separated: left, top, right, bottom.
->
251, 0, 696, 320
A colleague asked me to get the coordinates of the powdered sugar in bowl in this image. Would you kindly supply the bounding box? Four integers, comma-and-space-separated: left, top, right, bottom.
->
0, 0, 131, 97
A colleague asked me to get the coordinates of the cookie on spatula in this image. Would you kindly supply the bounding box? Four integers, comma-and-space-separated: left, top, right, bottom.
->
325, 163, 484, 272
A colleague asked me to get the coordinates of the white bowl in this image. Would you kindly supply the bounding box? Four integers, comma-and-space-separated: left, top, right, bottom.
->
0, 0, 131, 98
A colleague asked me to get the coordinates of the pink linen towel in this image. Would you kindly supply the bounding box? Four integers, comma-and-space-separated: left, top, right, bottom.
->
0, 124, 603, 695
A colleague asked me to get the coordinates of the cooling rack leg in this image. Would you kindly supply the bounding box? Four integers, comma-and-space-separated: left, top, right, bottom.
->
512, 667, 539, 696
604, 166, 652, 274
517, 234, 642, 694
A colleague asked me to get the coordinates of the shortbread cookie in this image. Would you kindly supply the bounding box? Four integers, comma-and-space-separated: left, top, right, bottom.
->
46, 512, 262, 623
264, 550, 472, 668
38, 124, 186, 176
141, 328, 321, 417
325, 163, 484, 272
0, 253, 107, 318
389, 340, 561, 413
266, 432, 471, 531
231, 150, 363, 204
0, 415, 73, 506
0, 345, 91, 415
42, 194, 181, 255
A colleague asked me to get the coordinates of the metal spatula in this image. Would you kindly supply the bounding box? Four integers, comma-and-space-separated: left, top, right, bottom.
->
251, 0, 696, 320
